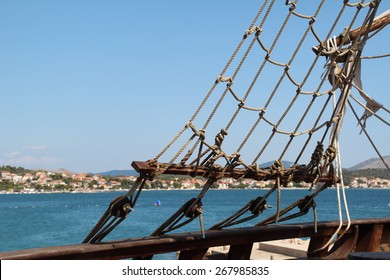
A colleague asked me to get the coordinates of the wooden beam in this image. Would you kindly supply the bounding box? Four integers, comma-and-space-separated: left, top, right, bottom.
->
131, 161, 336, 183
313, 9, 390, 55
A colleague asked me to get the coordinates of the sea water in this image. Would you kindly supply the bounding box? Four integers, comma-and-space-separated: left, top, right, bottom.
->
0, 188, 389, 258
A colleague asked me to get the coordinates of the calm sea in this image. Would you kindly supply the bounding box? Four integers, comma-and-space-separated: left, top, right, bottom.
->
1, 189, 389, 258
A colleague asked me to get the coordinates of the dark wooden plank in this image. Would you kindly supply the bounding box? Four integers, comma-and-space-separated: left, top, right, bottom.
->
307, 235, 332, 258
354, 224, 384, 252
325, 226, 359, 259
228, 244, 253, 260
381, 224, 390, 244
178, 248, 208, 260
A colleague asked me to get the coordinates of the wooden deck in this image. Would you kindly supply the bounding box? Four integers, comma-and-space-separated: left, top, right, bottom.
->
1, 218, 389, 260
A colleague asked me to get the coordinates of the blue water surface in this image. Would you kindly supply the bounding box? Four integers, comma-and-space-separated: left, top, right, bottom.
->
0, 188, 389, 258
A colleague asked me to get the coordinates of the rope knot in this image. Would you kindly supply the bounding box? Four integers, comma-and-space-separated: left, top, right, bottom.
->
230, 152, 241, 164
215, 128, 228, 148
184, 198, 202, 219
109, 196, 133, 218
258, 109, 266, 117
298, 195, 316, 213
311, 142, 324, 163
289, 3, 297, 12
305, 142, 325, 180
324, 146, 337, 163
244, 26, 262, 39
339, 27, 351, 44
247, 163, 258, 173
185, 121, 193, 129
216, 75, 233, 84
270, 159, 284, 175
226, 152, 243, 171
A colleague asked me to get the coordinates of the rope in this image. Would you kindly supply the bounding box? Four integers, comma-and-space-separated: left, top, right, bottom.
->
210, 185, 276, 230
276, 177, 281, 222
361, 53, 390, 59
313, 92, 351, 252
313, 204, 318, 233
82, 175, 148, 243
150, 178, 215, 237
79, 1, 390, 248
350, 93, 389, 127
152, 0, 386, 179
308, 2, 385, 254
349, 83, 389, 128
198, 209, 205, 239
335, 140, 352, 243
152, 0, 273, 163
348, 100, 390, 172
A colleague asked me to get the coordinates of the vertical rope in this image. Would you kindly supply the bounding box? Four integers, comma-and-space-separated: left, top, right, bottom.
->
276, 177, 281, 222
348, 100, 390, 171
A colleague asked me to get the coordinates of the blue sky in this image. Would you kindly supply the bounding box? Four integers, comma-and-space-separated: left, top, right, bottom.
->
1, 1, 389, 173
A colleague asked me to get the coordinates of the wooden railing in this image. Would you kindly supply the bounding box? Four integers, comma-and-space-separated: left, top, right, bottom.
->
1, 218, 389, 260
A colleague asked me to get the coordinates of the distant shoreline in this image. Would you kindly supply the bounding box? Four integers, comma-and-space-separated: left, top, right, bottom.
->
1, 186, 388, 195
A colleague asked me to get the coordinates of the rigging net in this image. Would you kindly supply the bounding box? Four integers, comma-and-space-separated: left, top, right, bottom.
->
84, 0, 389, 245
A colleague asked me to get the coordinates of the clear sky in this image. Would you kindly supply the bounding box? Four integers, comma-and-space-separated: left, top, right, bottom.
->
1, 0, 389, 173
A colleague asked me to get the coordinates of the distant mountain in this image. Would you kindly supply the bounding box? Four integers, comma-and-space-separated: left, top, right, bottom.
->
349, 156, 390, 170
92, 169, 138, 177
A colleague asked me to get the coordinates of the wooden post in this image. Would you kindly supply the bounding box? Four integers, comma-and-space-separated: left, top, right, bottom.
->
178, 248, 209, 260
307, 235, 332, 258
228, 243, 253, 260
354, 224, 384, 252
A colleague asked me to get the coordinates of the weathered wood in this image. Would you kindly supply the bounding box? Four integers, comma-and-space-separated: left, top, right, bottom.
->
132, 161, 276, 180
325, 226, 359, 259
380, 224, 390, 251
178, 248, 208, 260
131, 161, 336, 183
343, 9, 390, 46
228, 244, 253, 260
307, 235, 332, 258
354, 224, 384, 252
313, 9, 390, 55
1, 218, 389, 260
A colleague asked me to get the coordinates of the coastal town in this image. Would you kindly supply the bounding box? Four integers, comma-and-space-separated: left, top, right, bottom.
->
0, 165, 389, 194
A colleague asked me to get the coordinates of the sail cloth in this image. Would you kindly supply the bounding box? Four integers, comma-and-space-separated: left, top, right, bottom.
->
358, 97, 383, 131
354, 9, 390, 131
324, 8, 390, 138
